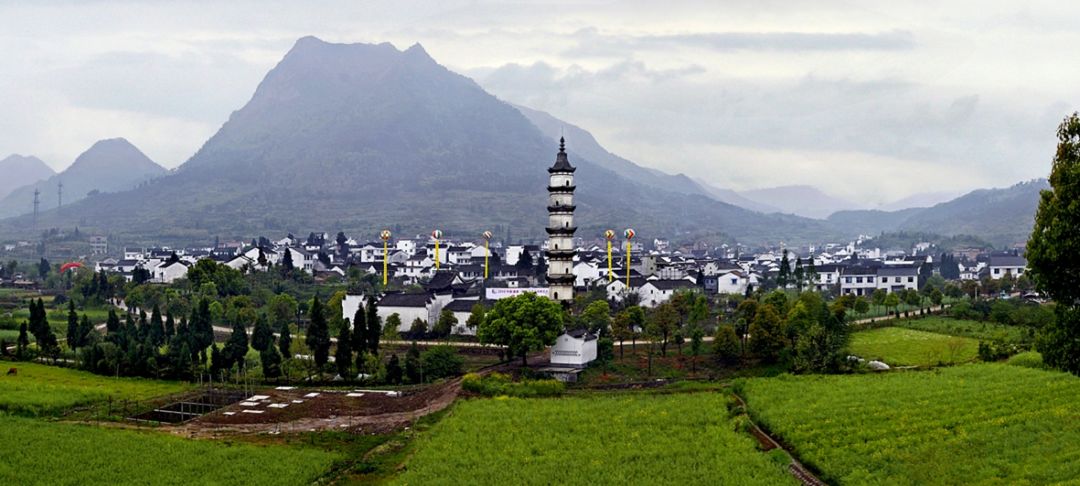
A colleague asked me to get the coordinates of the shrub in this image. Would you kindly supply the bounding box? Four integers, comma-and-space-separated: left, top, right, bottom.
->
420, 345, 464, 381
1006, 351, 1046, 369
461, 372, 565, 397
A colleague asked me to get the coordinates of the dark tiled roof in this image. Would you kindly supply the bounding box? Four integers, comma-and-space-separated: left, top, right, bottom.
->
548, 138, 577, 173
444, 299, 483, 312
565, 328, 597, 341
876, 266, 919, 277
990, 255, 1027, 267
378, 292, 431, 308
644, 279, 696, 290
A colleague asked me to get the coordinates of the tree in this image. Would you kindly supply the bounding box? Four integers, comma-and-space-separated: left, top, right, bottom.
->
579, 300, 611, 335
38, 258, 50, 279
16, 322, 29, 357
1027, 112, 1080, 374
421, 345, 464, 380
278, 323, 292, 359
251, 315, 273, 352
383, 313, 402, 342
164, 312, 175, 340
281, 248, 295, 274
930, 288, 945, 306
77, 315, 93, 350
409, 317, 427, 337
626, 305, 646, 351
149, 304, 165, 346
261, 345, 282, 379
884, 292, 901, 316
365, 297, 380, 355
268, 293, 298, 332
335, 320, 352, 377
434, 309, 457, 338
777, 250, 790, 289
222, 321, 249, 372
351, 306, 367, 359
648, 303, 679, 356
854, 296, 870, 315
477, 292, 564, 366
793, 258, 805, 291
305, 295, 331, 369
66, 300, 79, 350
713, 324, 741, 365
386, 354, 403, 384
748, 304, 785, 362
871, 288, 887, 313
611, 310, 633, 358
688, 324, 704, 372
106, 308, 121, 335
466, 303, 486, 330
516, 247, 533, 270
404, 342, 422, 384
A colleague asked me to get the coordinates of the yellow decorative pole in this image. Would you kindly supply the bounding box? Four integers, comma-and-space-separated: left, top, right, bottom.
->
380, 230, 392, 287
604, 229, 615, 282
482, 231, 493, 280
432, 229, 443, 270
624, 228, 635, 287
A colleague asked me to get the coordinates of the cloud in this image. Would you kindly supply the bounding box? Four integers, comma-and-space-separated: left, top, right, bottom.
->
563, 27, 916, 58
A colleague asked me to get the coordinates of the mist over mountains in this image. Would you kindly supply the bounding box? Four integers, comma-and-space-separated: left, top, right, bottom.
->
0, 155, 54, 200
0, 37, 1045, 247
0, 138, 165, 219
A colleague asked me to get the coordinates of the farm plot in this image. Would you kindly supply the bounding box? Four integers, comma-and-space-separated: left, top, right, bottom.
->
0, 416, 340, 486
740, 364, 1080, 485
396, 394, 796, 485
0, 361, 191, 416
849, 327, 978, 366
894, 317, 1030, 345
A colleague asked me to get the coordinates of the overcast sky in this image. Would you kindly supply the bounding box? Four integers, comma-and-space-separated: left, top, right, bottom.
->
1, 0, 1075, 205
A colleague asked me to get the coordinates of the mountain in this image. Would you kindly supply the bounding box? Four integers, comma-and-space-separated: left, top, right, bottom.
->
697, 181, 781, 213
0, 37, 835, 245
0, 155, 54, 199
897, 179, 1047, 246
827, 179, 1047, 246
0, 138, 166, 218
876, 190, 963, 212
739, 185, 858, 219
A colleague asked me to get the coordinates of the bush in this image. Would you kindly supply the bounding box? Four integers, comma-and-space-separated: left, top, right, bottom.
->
420, 345, 464, 381
977, 340, 1027, 362
1006, 351, 1046, 369
461, 372, 565, 397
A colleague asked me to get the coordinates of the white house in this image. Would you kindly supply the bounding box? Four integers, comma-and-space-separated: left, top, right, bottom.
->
637, 279, 697, 307
812, 264, 842, 292
714, 270, 749, 295
377, 292, 434, 330
153, 261, 190, 284
443, 299, 482, 335
988, 255, 1027, 280
550, 329, 597, 368
840, 266, 879, 296
875, 266, 919, 293
573, 261, 603, 287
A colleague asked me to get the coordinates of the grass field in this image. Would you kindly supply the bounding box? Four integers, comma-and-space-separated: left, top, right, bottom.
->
849, 327, 979, 366
395, 394, 796, 485
0, 416, 341, 485
740, 364, 1080, 485
893, 316, 1031, 345
0, 361, 192, 416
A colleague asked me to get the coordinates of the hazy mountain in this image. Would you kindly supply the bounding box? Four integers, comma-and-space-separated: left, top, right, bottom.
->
0, 138, 165, 218
1, 37, 835, 245
898, 179, 1047, 246
739, 185, 858, 219
827, 179, 1047, 246
696, 181, 780, 213
513, 104, 714, 198
0, 155, 54, 199
876, 190, 963, 212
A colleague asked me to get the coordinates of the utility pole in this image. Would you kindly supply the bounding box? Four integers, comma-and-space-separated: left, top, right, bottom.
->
32, 188, 40, 227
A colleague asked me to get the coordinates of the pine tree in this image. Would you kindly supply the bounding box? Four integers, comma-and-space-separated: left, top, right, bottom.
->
278, 323, 292, 359
777, 250, 791, 289
77, 315, 93, 349
209, 343, 223, 377
149, 304, 165, 347
335, 321, 352, 377
365, 296, 380, 355
404, 342, 422, 384
16, 322, 29, 357
282, 248, 295, 274
386, 354, 403, 384
351, 306, 366, 358
260, 345, 282, 380
222, 321, 249, 372
793, 258, 804, 291
66, 300, 79, 350
251, 315, 273, 352
164, 312, 175, 340
306, 296, 331, 369
106, 309, 121, 335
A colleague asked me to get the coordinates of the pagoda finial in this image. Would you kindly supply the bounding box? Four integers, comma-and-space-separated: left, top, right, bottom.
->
559, 136, 565, 153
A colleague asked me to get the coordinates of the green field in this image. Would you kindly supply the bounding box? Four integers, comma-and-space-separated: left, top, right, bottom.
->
396, 394, 796, 485
849, 327, 979, 366
0, 416, 341, 485
0, 361, 192, 416
740, 365, 1080, 485
893, 316, 1031, 344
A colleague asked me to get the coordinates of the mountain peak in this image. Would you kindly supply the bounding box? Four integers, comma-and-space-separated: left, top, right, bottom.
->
0, 154, 54, 199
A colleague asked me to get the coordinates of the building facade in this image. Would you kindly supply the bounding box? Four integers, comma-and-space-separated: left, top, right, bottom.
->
546, 137, 576, 303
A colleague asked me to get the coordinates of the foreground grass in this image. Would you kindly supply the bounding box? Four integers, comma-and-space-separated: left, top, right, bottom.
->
0, 361, 192, 416
893, 316, 1031, 345
741, 364, 1080, 485
395, 394, 796, 485
849, 327, 978, 366
0, 416, 341, 485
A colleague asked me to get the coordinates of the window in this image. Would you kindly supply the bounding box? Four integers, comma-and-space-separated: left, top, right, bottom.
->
868, 277, 875, 283
856, 277, 863, 283
730, 278, 737, 284
994, 268, 1000, 274
845, 277, 852, 283
908, 277, 914, 283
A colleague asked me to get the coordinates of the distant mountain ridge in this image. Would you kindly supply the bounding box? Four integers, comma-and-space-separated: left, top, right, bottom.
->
827, 179, 1047, 246
0, 155, 54, 200
0, 37, 836, 245
0, 138, 165, 218
739, 185, 858, 219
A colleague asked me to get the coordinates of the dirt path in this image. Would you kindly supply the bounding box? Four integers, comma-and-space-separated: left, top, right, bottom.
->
732, 393, 827, 486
